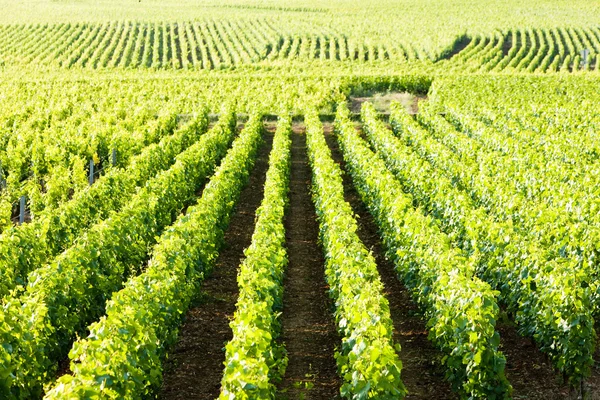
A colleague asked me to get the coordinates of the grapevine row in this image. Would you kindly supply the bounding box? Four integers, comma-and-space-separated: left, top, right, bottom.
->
305, 111, 406, 398
44, 113, 264, 399
0, 110, 207, 299
219, 116, 291, 399
0, 110, 236, 398
444, 27, 600, 72
334, 104, 511, 398
369, 102, 593, 386
0, 100, 183, 231
0, 21, 406, 69
411, 107, 600, 319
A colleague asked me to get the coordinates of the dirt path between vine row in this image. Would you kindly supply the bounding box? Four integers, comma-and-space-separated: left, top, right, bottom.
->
276, 123, 341, 399
495, 319, 582, 399
323, 124, 456, 399
159, 125, 273, 399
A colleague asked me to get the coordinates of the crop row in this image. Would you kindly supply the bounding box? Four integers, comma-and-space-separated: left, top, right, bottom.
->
410, 105, 600, 320
0, 111, 236, 398
44, 113, 264, 399
373, 102, 594, 386
0, 104, 182, 232
305, 110, 406, 398
0, 21, 400, 70
334, 103, 511, 398
0, 110, 208, 299
219, 116, 291, 399
444, 26, 600, 72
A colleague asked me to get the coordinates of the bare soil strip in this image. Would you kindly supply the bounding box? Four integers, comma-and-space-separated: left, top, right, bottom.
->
495, 319, 576, 398
323, 124, 456, 399
349, 93, 425, 115
498, 307, 600, 398
276, 123, 341, 400
158, 125, 273, 399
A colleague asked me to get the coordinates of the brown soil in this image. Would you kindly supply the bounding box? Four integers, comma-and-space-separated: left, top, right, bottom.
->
56, 356, 71, 379
495, 318, 571, 399
589, 350, 600, 399
498, 316, 600, 399
323, 124, 457, 399
502, 32, 513, 57
349, 92, 425, 115
276, 124, 341, 399
158, 125, 274, 399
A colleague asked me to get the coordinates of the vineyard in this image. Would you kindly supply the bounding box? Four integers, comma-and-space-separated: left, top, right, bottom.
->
3, 23, 600, 70
0, 21, 407, 69
1, 0, 600, 399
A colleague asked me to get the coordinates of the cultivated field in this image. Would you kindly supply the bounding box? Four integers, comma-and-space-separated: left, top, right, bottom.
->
1, 1, 600, 399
